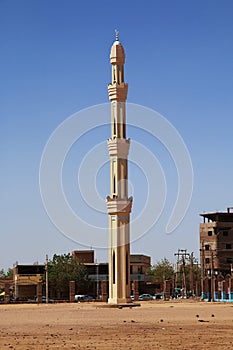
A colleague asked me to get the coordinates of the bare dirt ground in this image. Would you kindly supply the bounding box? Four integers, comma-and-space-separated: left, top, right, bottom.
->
0, 300, 233, 350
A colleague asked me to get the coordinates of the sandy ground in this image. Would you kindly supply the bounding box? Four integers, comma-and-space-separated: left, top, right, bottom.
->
0, 300, 233, 349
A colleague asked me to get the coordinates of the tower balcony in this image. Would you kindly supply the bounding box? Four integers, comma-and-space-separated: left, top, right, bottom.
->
107, 138, 130, 158
106, 196, 133, 214
108, 83, 128, 102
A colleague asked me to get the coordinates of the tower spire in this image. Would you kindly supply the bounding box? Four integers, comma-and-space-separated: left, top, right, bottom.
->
115, 29, 119, 41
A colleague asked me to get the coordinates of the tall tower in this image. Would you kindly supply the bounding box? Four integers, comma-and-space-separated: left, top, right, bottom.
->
106, 32, 133, 304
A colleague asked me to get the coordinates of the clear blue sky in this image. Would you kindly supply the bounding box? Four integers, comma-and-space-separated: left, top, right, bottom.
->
1, 0, 233, 270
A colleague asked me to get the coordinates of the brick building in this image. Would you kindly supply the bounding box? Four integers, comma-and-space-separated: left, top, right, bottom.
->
200, 208, 233, 300
200, 208, 233, 277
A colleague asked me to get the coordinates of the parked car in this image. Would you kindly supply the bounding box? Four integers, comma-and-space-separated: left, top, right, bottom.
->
153, 293, 165, 300
42, 296, 54, 303
35, 296, 54, 303
74, 294, 85, 301
74, 294, 95, 302
138, 294, 154, 301
83, 295, 95, 301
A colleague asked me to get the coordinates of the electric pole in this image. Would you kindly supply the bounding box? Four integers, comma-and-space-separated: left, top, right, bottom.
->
45, 254, 49, 304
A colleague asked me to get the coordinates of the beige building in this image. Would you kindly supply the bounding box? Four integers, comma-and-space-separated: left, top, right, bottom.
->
106, 32, 132, 304
13, 264, 44, 300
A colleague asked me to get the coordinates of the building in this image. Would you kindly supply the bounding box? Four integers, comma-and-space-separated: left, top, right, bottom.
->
200, 208, 233, 277
130, 254, 151, 281
0, 278, 13, 303
72, 250, 94, 263
72, 250, 150, 284
11, 251, 152, 301
106, 31, 133, 304
200, 208, 233, 300
13, 264, 45, 300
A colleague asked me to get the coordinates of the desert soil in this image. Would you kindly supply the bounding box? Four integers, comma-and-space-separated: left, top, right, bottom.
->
0, 300, 233, 349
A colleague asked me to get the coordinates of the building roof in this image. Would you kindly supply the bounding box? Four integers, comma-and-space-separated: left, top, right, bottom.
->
200, 212, 233, 222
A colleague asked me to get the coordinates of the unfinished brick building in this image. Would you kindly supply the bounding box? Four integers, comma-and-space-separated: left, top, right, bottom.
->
200, 207, 233, 300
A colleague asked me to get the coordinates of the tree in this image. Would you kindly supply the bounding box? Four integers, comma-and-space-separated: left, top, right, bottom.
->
46, 253, 87, 299
0, 268, 13, 279
147, 258, 174, 281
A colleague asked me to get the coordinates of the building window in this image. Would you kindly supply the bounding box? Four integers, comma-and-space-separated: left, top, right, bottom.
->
205, 258, 210, 263
208, 231, 212, 236
226, 244, 231, 250
205, 245, 210, 250
223, 231, 228, 236
226, 258, 233, 264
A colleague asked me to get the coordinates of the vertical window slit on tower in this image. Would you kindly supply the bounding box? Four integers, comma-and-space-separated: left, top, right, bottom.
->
117, 65, 120, 83
117, 123, 121, 137
123, 124, 126, 138
113, 118, 116, 136
113, 66, 116, 83
126, 253, 128, 285
113, 251, 115, 284
113, 175, 116, 195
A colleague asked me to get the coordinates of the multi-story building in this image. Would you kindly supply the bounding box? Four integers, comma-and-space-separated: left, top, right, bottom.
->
130, 254, 151, 281
200, 208, 233, 278
13, 264, 45, 300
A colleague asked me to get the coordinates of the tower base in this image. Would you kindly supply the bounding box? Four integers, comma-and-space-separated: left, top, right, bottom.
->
108, 297, 132, 305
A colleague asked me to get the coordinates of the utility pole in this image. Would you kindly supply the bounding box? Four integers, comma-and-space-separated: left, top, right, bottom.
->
45, 254, 49, 304
200, 241, 205, 299
189, 252, 194, 297
182, 253, 187, 297
211, 250, 215, 302
175, 249, 180, 290
174, 249, 191, 298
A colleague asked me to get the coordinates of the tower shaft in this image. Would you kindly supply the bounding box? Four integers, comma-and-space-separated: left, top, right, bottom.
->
107, 34, 132, 304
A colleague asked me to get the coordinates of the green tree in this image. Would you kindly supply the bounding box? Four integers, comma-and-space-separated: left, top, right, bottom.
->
147, 258, 174, 281
0, 268, 13, 279
47, 253, 87, 299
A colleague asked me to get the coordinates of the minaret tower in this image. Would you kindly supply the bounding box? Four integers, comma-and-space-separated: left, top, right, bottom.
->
106, 31, 133, 304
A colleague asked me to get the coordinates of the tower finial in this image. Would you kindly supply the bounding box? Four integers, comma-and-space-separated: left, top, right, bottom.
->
115, 29, 119, 41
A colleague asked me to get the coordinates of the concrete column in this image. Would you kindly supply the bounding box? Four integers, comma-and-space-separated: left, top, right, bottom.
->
4, 283, 10, 304
37, 282, 42, 303
133, 280, 139, 301
164, 280, 170, 300
69, 281, 75, 302
101, 280, 108, 302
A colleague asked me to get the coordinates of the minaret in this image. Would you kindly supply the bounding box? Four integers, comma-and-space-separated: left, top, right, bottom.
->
106, 31, 133, 304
